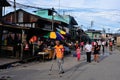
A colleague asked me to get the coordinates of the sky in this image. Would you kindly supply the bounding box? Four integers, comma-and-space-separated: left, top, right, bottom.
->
7, 0, 120, 33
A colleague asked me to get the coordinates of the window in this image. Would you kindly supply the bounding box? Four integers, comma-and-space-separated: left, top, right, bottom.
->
18, 11, 23, 22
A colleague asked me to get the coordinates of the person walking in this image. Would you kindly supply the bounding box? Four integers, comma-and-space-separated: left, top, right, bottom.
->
93, 42, 100, 63
84, 42, 92, 63
23, 41, 30, 61
102, 41, 105, 54
80, 41, 84, 51
53, 40, 65, 74
92, 41, 95, 47
76, 46, 81, 61
98, 40, 102, 51
105, 41, 108, 48
109, 40, 113, 52
75, 41, 79, 50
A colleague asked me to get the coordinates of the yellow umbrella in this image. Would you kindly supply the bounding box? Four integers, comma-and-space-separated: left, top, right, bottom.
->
56, 28, 66, 35
60, 30, 66, 35
50, 32, 57, 39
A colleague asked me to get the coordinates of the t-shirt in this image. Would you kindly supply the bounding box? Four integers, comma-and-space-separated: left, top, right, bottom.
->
75, 43, 79, 49
109, 42, 113, 46
54, 45, 64, 59
98, 41, 102, 46
80, 42, 84, 46
94, 46, 100, 54
92, 42, 96, 46
76, 48, 81, 54
84, 44, 92, 52
102, 41, 105, 46
24, 44, 29, 51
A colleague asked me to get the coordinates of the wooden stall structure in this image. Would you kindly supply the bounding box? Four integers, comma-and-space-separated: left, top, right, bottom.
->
0, 23, 30, 60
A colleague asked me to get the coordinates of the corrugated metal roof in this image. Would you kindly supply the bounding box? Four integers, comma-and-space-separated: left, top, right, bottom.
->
0, 0, 11, 7
35, 10, 69, 24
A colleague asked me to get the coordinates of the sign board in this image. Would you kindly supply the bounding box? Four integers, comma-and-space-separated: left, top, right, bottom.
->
42, 24, 52, 31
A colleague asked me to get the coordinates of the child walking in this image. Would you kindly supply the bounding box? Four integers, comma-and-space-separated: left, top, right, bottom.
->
76, 46, 81, 61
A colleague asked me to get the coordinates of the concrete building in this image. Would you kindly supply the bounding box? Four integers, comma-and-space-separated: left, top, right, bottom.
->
85, 29, 102, 41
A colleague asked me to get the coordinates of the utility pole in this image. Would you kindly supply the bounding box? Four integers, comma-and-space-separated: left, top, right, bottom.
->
63, 11, 65, 15
48, 8, 54, 31
59, 0, 60, 13
108, 28, 110, 33
51, 8, 54, 31
102, 28, 106, 33
87, 21, 94, 30
90, 20, 94, 29
14, 0, 16, 24
0, 0, 3, 21
0, 7, 2, 21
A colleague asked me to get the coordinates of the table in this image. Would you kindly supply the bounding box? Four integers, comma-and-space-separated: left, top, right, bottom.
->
38, 52, 49, 61
44, 49, 54, 59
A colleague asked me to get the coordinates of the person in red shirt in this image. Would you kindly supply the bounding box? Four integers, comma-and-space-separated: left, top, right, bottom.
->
109, 40, 113, 52
76, 46, 81, 61
80, 41, 84, 51
23, 41, 30, 59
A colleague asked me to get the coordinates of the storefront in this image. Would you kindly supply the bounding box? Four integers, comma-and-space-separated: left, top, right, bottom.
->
0, 24, 56, 61
0, 23, 29, 60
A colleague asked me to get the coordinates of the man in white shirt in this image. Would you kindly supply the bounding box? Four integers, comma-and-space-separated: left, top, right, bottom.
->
84, 42, 93, 63
98, 40, 102, 51
102, 41, 105, 53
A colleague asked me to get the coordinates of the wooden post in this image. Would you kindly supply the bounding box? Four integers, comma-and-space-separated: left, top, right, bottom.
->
14, 0, 16, 24
20, 29, 25, 60
0, 7, 2, 20
0, 26, 3, 55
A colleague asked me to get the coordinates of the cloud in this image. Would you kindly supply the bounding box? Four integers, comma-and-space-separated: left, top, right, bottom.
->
8, 0, 120, 32
10, 0, 120, 9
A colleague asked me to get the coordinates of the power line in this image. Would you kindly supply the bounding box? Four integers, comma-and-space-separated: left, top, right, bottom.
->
8, 0, 67, 22
8, 0, 50, 10
8, 0, 120, 17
